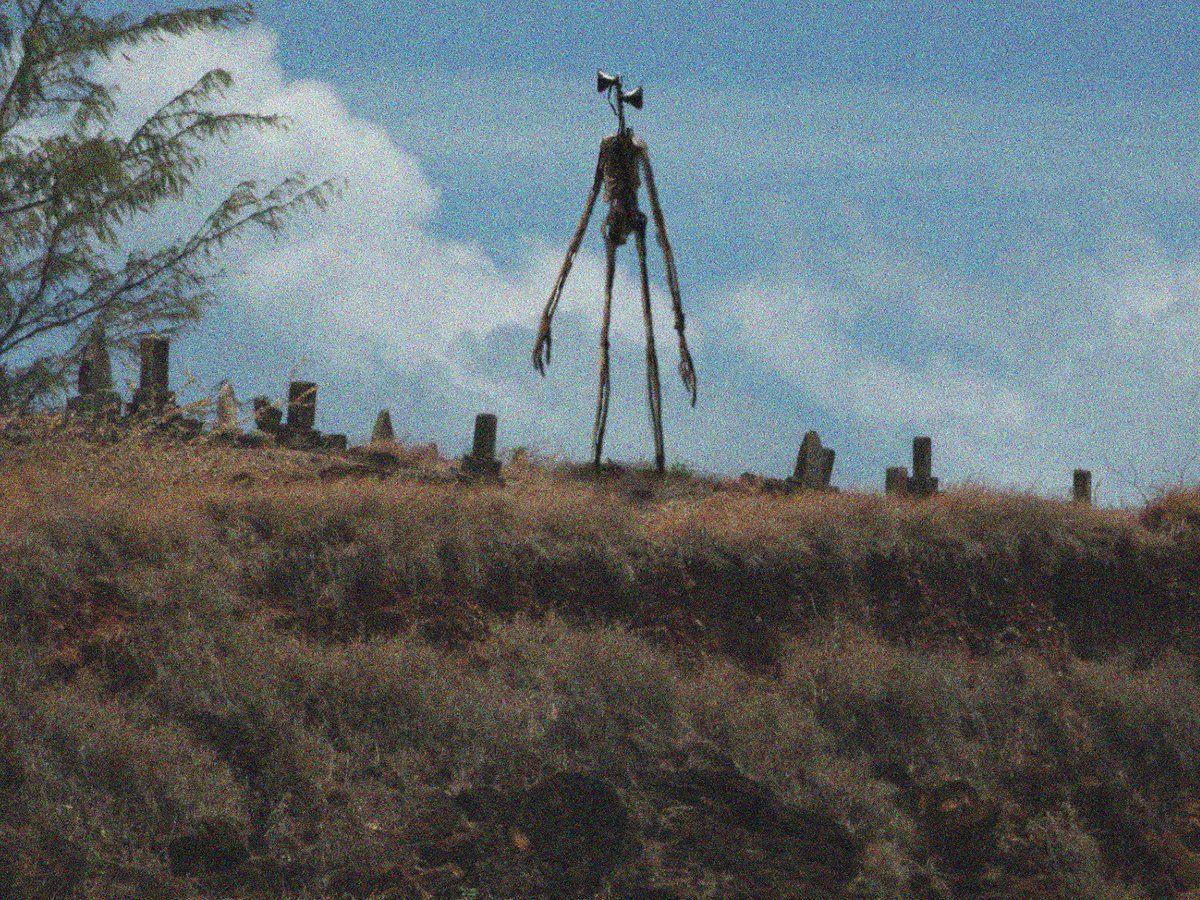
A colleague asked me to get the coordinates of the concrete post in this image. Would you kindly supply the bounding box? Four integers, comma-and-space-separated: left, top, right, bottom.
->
1073, 469, 1093, 505
472, 413, 498, 460
819, 447, 836, 489
461, 412, 501, 480
886, 467, 909, 495
128, 335, 173, 415
286, 381, 317, 432
371, 409, 395, 444
910, 437, 938, 497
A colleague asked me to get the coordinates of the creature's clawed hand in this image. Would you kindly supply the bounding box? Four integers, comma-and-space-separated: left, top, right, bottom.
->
533, 317, 553, 375
679, 339, 697, 406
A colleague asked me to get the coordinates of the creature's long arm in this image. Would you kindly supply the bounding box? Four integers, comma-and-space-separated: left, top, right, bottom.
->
639, 144, 697, 405
533, 152, 604, 375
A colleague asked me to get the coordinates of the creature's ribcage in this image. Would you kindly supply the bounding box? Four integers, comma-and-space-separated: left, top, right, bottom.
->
601, 141, 642, 219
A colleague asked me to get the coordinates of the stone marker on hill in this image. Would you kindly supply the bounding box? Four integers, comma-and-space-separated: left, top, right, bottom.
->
819, 447, 836, 489
788, 430, 836, 491
885, 437, 939, 498
274, 381, 347, 451
286, 380, 316, 430
371, 409, 395, 444
66, 323, 121, 419
252, 396, 283, 435
909, 436, 939, 498
282, 381, 320, 449
1073, 469, 1093, 505
128, 335, 175, 417
79, 325, 113, 395
461, 412, 502, 481
215, 382, 240, 433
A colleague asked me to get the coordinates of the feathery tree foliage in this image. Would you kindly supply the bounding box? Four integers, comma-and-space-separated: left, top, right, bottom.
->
0, 1, 333, 407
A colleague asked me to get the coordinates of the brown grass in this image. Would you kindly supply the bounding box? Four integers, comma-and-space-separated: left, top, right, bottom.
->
0, 421, 1199, 896
3, 418, 1193, 661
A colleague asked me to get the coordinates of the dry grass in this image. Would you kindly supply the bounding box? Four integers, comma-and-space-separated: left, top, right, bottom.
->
3, 418, 1191, 660
0, 422, 1199, 896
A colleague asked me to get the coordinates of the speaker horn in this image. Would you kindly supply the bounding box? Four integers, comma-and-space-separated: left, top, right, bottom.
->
622, 86, 643, 109
597, 70, 620, 93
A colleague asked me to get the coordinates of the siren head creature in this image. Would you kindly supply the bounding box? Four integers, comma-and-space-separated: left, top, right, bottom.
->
533, 70, 697, 474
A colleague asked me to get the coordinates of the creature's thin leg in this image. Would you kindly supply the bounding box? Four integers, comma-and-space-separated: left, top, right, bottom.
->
591, 238, 617, 468
635, 225, 665, 473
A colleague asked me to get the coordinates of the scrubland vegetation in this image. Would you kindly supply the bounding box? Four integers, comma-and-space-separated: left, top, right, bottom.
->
2, 422, 1200, 897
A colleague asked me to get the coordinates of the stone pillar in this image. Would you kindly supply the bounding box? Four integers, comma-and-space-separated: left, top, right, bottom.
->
79, 326, 114, 395
371, 409, 395, 444
913, 437, 931, 482
461, 413, 501, 479
286, 381, 316, 431
139, 336, 169, 397
473, 413, 498, 457
67, 325, 121, 419
910, 436, 938, 497
129, 335, 174, 415
215, 383, 239, 432
252, 396, 283, 435
789, 430, 836, 491
819, 447, 836, 489
1073, 469, 1093, 505
791, 431, 822, 488
886, 466, 909, 495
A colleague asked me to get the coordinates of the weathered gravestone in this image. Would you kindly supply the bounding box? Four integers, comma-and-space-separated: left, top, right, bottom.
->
787, 430, 836, 491
286, 381, 316, 430
909, 436, 939, 498
819, 447, 836, 489
273, 381, 346, 451
460, 412, 502, 480
283, 381, 320, 449
66, 324, 121, 419
885, 438, 939, 498
371, 409, 395, 444
252, 396, 283, 435
128, 335, 175, 417
215, 382, 240, 433
1073, 469, 1093, 505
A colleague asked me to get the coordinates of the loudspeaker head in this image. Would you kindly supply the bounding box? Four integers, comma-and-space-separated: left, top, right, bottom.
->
597, 70, 620, 93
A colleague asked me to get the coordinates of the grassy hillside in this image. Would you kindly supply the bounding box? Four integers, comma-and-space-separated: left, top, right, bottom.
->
2, 422, 1200, 897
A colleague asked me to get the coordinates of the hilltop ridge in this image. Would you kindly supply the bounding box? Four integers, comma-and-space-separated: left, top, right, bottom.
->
1, 425, 1199, 896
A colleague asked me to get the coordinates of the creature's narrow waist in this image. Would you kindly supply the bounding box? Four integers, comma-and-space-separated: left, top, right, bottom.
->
604, 206, 646, 244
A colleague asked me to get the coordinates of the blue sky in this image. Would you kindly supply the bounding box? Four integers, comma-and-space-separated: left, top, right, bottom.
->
96, 2, 1200, 500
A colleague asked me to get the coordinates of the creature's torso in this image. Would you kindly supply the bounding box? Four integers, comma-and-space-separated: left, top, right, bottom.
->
600, 132, 645, 244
